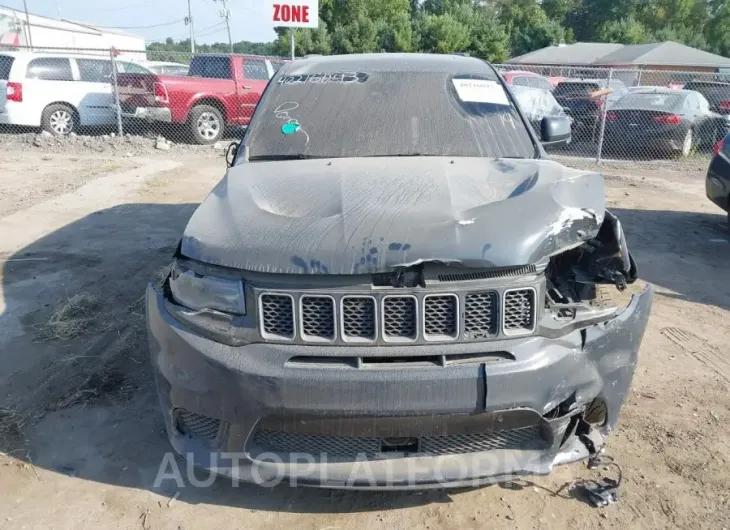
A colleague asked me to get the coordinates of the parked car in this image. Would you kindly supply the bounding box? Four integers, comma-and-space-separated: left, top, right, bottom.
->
0, 51, 120, 135
547, 76, 566, 88
707, 132, 730, 227
500, 70, 554, 92
553, 79, 628, 141
510, 84, 572, 146
146, 52, 651, 489
119, 60, 189, 76
117, 54, 284, 144
682, 80, 730, 116
603, 88, 727, 157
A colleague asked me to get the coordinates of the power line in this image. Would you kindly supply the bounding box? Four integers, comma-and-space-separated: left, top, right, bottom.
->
212, 0, 232, 52
145, 22, 225, 42
71, 1, 151, 12
108, 18, 185, 30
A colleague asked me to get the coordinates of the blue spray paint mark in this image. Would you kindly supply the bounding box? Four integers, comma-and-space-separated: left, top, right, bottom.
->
389, 242, 412, 251
281, 122, 300, 135
291, 256, 309, 273
508, 172, 539, 198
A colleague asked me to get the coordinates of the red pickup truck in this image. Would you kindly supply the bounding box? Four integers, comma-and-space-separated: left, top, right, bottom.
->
117, 54, 287, 144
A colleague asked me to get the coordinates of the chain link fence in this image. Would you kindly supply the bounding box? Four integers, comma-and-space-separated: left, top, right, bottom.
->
2, 44, 730, 163
496, 63, 730, 163
0, 45, 289, 145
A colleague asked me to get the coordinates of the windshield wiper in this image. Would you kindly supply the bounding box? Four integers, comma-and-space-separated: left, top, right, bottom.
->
248, 154, 328, 161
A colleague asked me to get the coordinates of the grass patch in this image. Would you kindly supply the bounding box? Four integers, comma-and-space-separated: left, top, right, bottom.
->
36, 292, 106, 341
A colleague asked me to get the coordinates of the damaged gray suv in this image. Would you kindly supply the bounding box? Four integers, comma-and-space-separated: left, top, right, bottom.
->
147, 53, 652, 489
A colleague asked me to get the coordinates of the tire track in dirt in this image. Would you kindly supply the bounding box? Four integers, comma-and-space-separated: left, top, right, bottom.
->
661, 327, 730, 382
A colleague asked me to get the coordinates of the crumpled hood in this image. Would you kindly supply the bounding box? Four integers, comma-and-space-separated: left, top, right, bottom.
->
181, 157, 605, 274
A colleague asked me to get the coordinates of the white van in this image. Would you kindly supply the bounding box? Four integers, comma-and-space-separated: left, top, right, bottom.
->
0, 51, 120, 135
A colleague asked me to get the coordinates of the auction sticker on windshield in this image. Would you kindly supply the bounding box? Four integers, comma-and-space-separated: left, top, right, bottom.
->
452, 78, 510, 106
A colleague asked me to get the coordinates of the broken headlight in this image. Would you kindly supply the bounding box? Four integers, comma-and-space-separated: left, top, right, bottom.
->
169, 260, 246, 315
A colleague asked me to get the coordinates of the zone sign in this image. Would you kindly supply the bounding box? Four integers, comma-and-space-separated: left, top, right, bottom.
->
268, 0, 319, 28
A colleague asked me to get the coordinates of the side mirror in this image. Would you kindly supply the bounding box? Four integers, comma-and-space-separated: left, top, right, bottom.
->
540, 116, 571, 147
225, 142, 239, 168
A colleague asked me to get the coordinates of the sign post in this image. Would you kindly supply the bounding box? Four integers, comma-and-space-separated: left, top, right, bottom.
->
266, 0, 319, 59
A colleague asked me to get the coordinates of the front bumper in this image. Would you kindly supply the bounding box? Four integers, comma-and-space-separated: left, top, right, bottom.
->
147, 283, 652, 489
121, 106, 172, 122
707, 154, 730, 212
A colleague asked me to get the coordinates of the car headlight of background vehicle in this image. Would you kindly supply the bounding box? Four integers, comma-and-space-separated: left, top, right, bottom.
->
169, 260, 245, 315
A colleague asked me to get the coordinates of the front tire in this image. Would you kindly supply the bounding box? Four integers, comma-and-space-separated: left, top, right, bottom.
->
41, 103, 77, 136
189, 105, 224, 145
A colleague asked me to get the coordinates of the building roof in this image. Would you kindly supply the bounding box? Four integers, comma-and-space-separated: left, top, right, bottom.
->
507, 41, 730, 68
598, 41, 730, 67
506, 43, 624, 66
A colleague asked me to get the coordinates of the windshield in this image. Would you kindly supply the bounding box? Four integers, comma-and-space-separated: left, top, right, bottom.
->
511, 85, 563, 119
554, 82, 600, 96
244, 69, 536, 159
615, 92, 681, 109
683, 83, 730, 106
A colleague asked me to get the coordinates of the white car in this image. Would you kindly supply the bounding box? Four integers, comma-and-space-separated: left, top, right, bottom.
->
118, 60, 189, 76
0, 51, 125, 135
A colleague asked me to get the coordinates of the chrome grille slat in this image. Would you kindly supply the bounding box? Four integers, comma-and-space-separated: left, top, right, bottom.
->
300, 296, 335, 341
503, 288, 537, 335
382, 296, 417, 341
342, 296, 376, 341
260, 293, 295, 339
464, 291, 499, 339
423, 294, 458, 340
257, 286, 537, 344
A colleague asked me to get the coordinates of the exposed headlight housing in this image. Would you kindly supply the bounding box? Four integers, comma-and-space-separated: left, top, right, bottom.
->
169, 260, 246, 315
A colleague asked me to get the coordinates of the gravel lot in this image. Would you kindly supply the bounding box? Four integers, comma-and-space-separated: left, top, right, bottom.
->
0, 141, 728, 529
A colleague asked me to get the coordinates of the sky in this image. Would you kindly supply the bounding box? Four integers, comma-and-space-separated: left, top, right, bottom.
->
2, 0, 277, 44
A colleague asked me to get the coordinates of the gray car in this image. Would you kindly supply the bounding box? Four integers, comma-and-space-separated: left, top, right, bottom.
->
147, 53, 652, 489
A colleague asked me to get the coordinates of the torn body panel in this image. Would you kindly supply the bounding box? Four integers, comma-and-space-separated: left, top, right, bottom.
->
180, 157, 605, 274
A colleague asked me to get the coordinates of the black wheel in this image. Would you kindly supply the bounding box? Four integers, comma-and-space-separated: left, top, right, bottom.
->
188, 104, 224, 145
41, 103, 77, 136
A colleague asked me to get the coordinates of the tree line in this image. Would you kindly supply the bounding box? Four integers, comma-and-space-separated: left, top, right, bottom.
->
148, 0, 730, 63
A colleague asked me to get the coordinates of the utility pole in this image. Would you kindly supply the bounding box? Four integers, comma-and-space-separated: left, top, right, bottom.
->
214, 0, 233, 53
22, 0, 33, 51
185, 0, 195, 54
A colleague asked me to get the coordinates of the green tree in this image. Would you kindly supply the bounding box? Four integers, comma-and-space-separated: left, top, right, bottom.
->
708, 0, 730, 56
376, 12, 414, 51
450, 3, 510, 61
596, 16, 650, 44
331, 15, 379, 53
418, 13, 471, 53
273, 21, 332, 56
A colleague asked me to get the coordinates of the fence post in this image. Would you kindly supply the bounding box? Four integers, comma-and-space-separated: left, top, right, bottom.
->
595, 68, 613, 164
109, 48, 124, 137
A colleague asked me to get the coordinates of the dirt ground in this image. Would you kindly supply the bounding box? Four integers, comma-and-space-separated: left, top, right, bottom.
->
0, 148, 729, 530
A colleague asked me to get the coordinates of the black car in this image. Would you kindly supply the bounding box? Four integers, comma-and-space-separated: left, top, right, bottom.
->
707, 132, 730, 227
603, 88, 727, 157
